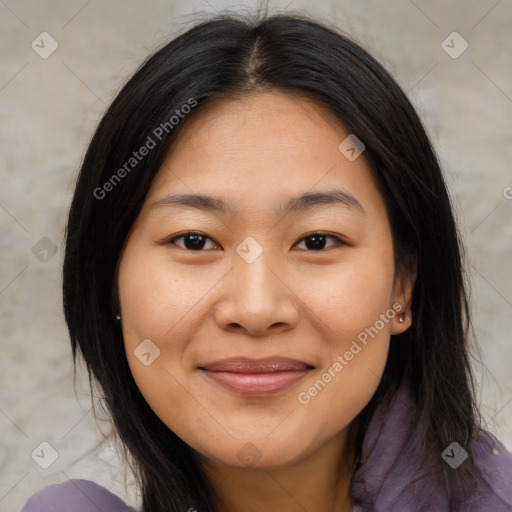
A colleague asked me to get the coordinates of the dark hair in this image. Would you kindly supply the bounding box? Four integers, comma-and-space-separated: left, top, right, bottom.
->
63, 10, 482, 511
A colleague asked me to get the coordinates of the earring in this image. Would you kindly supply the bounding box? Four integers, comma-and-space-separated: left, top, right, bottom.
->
116, 315, 121, 321
398, 312, 407, 323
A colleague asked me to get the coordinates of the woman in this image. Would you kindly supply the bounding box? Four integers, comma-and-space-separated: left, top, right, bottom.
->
21, 11, 512, 512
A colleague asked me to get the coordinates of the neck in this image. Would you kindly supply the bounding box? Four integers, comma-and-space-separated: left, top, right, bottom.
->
197, 422, 358, 512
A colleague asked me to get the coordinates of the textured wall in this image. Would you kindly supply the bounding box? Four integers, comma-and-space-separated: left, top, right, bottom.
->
1, 0, 511, 510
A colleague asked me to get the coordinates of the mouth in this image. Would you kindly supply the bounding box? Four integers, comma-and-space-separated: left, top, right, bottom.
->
198, 357, 315, 397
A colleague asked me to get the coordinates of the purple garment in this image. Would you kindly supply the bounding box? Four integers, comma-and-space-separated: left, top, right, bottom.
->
20, 479, 132, 512
350, 385, 512, 511
21, 387, 512, 511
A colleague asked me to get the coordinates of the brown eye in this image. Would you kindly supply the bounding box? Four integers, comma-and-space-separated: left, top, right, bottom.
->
293, 233, 345, 251
167, 232, 219, 251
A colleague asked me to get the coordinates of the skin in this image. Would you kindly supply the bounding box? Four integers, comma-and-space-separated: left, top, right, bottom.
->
117, 91, 415, 512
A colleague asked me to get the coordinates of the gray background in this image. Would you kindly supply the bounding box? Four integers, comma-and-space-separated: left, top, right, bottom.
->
1, 0, 511, 510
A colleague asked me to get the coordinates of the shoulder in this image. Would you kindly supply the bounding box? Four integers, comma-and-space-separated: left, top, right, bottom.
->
468, 430, 512, 510
20, 479, 135, 512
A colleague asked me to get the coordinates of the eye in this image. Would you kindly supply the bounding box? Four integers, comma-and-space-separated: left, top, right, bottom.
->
166, 232, 219, 251
165, 231, 346, 251
293, 233, 346, 251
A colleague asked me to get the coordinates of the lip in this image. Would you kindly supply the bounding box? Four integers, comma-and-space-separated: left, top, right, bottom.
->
198, 357, 314, 397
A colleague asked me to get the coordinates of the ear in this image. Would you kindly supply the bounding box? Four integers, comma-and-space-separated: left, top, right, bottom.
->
390, 260, 416, 335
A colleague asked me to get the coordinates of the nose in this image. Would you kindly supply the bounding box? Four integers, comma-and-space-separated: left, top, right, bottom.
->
213, 248, 301, 337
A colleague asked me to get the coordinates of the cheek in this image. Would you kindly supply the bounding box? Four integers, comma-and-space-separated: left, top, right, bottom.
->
118, 245, 212, 341
117, 245, 221, 428
297, 248, 395, 340
292, 250, 394, 418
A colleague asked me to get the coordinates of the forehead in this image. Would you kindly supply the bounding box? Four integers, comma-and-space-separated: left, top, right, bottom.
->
172, 91, 346, 157
142, 91, 385, 220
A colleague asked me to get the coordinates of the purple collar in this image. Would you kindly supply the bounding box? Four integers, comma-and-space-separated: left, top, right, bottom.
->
349, 386, 512, 511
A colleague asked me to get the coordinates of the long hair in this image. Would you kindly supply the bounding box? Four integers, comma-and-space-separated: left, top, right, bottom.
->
62, 11, 481, 511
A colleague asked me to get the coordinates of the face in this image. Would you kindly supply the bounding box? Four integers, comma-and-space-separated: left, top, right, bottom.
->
117, 91, 414, 471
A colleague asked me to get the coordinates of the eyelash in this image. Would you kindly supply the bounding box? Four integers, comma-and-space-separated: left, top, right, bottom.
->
164, 231, 347, 252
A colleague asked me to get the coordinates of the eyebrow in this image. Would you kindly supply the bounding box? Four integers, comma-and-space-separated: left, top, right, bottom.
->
147, 188, 365, 217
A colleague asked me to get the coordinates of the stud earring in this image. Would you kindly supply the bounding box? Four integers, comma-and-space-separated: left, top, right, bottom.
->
116, 315, 121, 321
398, 312, 407, 323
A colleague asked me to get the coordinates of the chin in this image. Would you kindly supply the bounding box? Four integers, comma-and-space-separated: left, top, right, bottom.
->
200, 432, 317, 470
